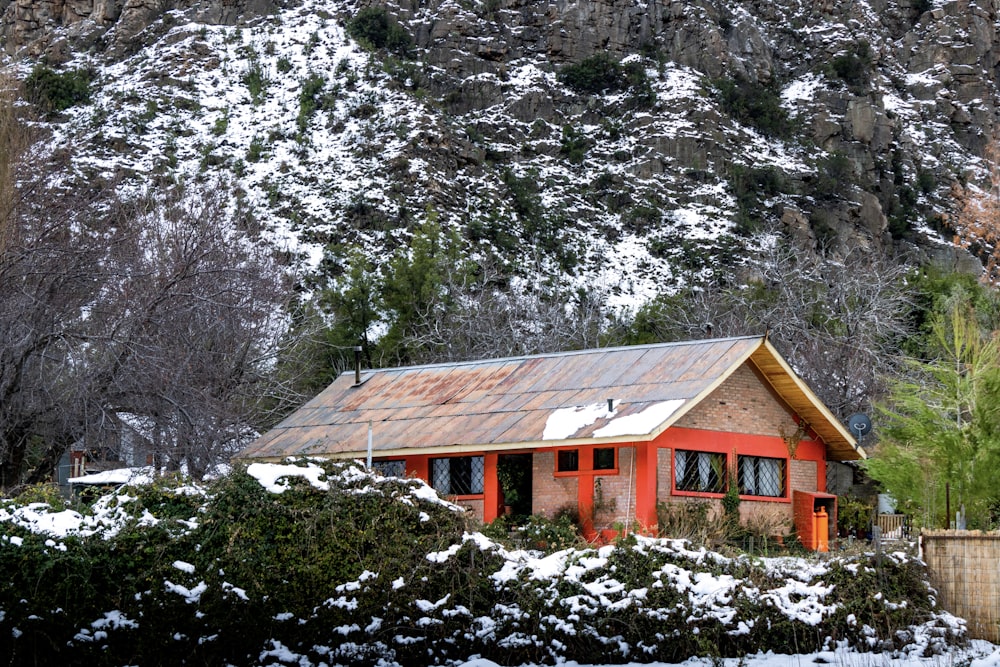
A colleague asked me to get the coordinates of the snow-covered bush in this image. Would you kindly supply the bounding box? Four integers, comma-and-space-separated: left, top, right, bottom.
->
0, 460, 969, 666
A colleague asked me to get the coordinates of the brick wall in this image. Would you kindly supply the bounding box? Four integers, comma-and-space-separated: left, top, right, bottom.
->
676, 364, 801, 437
738, 499, 793, 530
790, 459, 817, 493
651, 363, 826, 535
456, 498, 485, 520
593, 447, 634, 530
656, 447, 671, 501
532, 450, 578, 517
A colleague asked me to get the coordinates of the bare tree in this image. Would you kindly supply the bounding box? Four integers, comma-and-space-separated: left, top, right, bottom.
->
79, 187, 302, 477
0, 76, 116, 488
620, 232, 915, 419
0, 78, 305, 488
398, 256, 610, 364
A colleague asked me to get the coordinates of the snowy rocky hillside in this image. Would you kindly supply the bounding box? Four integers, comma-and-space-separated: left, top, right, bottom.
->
2, 0, 998, 309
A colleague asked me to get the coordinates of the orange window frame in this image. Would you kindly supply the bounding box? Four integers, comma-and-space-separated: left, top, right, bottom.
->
553, 445, 619, 477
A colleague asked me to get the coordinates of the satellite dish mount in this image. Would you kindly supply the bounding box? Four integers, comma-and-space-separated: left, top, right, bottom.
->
847, 413, 872, 442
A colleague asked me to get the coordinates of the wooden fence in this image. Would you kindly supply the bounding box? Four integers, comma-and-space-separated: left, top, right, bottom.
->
921, 530, 1000, 642
876, 514, 908, 540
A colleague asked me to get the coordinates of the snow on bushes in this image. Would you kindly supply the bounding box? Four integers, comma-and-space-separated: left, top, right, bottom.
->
0, 459, 968, 666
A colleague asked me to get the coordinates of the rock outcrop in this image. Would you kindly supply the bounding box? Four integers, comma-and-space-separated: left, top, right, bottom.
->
4, 0, 1000, 286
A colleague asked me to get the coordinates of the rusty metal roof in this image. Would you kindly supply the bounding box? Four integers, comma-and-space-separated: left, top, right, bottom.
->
239, 336, 864, 462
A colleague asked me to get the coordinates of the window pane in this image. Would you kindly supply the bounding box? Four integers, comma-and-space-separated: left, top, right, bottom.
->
431, 458, 451, 494
557, 449, 579, 472
593, 448, 615, 470
373, 460, 405, 478
470, 456, 484, 494
738, 456, 757, 495
675, 450, 726, 493
738, 456, 785, 497
430, 456, 484, 495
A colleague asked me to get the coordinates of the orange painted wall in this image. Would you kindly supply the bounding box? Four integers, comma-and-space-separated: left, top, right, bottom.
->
375, 361, 832, 542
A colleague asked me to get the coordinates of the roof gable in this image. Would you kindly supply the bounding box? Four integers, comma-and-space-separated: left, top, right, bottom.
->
239, 336, 864, 461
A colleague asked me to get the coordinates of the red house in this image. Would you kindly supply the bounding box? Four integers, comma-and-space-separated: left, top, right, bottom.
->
239, 336, 865, 545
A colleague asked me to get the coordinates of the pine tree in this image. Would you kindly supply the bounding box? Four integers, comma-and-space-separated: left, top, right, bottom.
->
866, 300, 1000, 528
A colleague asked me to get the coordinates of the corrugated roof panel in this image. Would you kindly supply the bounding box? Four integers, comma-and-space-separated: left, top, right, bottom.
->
675, 340, 752, 383
497, 410, 547, 443
446, 364, 518, 403
461, 413, 520, 445
585, 348, 651, 388
518, 390, 567, 412
491, 357, 546, 392
521, 354, 584, 392
602, 348, 663, 387
238, 336, 863, 462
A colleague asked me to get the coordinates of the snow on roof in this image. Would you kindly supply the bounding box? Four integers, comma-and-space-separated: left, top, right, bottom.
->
593, 399, 685, 437
542, 402, 615, 440
68, 467, 156, 486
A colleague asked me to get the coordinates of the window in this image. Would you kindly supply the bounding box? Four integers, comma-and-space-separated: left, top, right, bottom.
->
738, 455, 786, 498
593, 447, 615, 470
557, 449, 579, 472
430, 456, 484, 495
372, 460, 405, 478
674, 450, 726, 494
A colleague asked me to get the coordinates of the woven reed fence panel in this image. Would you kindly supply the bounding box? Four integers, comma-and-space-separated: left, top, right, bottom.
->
921, 530, 1000, 642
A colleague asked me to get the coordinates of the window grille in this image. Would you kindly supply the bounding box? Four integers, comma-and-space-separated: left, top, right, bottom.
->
372, 460, 405, 478
674, 450, 726, 493
738, 455, 785, 497
430, 456, 484, 495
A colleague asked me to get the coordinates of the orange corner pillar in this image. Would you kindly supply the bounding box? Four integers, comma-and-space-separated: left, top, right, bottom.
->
633, 442, 658, 534
483, 453, 500, 524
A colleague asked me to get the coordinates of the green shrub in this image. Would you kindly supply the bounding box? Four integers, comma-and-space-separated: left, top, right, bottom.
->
24, 65, 93, 114
297, 72, 327, 133
917, 168, 936, 194
247, 135, 265, 162
559, 124, 590, 164
346, 6, 413, 57
514, 511, 582, 551
810, 209, 839, 249
0, 461, 968, 665
4, 482, 68, 510
559, 53, 624, 94
730, 164, 788, 234
211, 112, 228, 136
558, 54, 653, 107
826, 41, 873, 92
715, 76, 791, 138
242, 52, 268, 105
812, 150, 855, 199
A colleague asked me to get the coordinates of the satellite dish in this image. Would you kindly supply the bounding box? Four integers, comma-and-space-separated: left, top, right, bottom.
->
847, 413, 872, 439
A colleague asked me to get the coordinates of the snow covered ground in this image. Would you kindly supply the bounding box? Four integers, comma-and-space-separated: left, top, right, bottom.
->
458, 646, 1000, 667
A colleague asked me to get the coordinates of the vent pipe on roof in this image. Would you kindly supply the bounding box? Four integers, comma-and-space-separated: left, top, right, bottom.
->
354, 345, 363, 385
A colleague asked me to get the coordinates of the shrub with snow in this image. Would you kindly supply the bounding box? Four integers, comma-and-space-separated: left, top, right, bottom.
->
0, 460, 968, 666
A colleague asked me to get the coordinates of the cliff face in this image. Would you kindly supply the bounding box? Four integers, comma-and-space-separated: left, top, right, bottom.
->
2, 0, 996, 300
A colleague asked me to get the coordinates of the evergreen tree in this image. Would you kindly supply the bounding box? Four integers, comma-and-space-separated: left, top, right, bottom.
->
866, 300, 1000, 529
378, 210, 468, 365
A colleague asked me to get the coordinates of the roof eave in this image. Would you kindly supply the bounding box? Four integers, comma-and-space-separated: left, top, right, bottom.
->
754, 339, 866, 461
